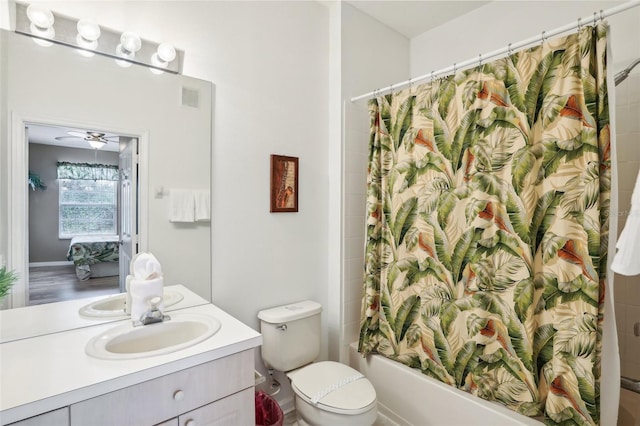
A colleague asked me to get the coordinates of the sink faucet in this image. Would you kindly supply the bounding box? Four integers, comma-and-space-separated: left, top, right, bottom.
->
134, 296, 171, 326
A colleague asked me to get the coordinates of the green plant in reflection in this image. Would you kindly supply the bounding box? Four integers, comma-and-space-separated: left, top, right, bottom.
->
0, 266, 18, 301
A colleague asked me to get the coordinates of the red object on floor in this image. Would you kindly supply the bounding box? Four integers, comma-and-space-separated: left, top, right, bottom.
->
255, 390, 284, 426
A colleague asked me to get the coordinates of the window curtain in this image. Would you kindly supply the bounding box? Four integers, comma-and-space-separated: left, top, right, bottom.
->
56, 161, 119, 181
359, 24, 611, 425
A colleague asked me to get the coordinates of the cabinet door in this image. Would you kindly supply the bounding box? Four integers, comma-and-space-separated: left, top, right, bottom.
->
179, 388, 254, 426
8, 408, 69, 426
70, 350, 254, 426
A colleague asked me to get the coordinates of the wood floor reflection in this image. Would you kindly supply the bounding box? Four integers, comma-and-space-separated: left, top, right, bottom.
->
29, 265, 119, 306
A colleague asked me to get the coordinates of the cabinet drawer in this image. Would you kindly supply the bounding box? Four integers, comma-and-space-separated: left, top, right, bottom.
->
179, 388, 254, 426
71, 350, 253, 426
8, 408, 69, 426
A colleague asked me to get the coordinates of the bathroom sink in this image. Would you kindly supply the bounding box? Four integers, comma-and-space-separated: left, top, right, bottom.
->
79, 289, 184, 319
85, 312, 221, 360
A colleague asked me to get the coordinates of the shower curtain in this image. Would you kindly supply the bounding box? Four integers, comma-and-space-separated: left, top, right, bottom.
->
359, 24, 611, 425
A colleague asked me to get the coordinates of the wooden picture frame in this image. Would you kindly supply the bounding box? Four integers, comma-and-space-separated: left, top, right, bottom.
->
270, 155, 299, 213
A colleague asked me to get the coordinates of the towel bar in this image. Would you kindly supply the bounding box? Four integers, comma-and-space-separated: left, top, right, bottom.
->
621, 376, 640, 394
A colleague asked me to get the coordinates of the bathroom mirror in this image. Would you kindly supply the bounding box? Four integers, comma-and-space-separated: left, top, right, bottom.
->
0, 28, 213, 339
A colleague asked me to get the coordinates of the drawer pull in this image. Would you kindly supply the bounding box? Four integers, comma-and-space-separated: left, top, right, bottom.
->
185, 419, 196, 426
173, 390, 185, 401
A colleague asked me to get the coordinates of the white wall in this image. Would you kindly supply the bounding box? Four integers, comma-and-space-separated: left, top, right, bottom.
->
410, 1, 638, 78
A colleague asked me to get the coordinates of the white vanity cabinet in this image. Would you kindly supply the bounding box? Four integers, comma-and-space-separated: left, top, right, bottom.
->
176, 387, 254, 426
1, 301, 262, 426
70, 350, 254, 426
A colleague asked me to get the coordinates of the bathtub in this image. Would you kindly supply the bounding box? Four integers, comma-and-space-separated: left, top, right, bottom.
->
348, 343, 542, 426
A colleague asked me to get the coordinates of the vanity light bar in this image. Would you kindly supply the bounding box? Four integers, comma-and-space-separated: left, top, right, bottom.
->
14, 2, 184, 75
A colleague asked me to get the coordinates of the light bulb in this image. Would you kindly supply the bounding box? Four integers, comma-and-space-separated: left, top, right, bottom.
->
87, 140, 106, 150
115, 58, 133, 68
26, 4, 54, 29
157, 43, 176, 63
31, 34, 54, 47
77, 19, 100, 42
29, 23, 54, 40
120, 32, 141, 54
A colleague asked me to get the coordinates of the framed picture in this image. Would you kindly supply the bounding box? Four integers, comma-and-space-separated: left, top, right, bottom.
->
270, 154, 299, 213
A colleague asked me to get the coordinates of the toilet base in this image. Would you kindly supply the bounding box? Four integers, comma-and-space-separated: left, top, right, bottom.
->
294, 396, 377, 426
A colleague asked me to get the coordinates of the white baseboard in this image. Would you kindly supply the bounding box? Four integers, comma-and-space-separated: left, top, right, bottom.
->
29, 261, 74, 268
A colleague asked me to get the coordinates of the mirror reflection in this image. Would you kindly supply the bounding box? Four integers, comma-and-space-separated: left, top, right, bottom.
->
28, 124, 131, 305
1, 28, 213, 325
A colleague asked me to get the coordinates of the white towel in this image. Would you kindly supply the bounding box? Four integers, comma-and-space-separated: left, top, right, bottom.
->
170, 189, 195, 223
611, 169, 640, 276
131, 252, 163, 279
195, 190, 210, 221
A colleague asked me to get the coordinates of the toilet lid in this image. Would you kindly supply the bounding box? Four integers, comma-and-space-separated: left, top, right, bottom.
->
288, 361, 376, 414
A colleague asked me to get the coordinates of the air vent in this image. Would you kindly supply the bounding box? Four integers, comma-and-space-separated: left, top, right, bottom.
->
181, 87, 200, 108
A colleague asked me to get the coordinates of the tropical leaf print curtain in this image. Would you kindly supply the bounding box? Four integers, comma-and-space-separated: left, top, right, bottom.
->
359, 24, 611, 425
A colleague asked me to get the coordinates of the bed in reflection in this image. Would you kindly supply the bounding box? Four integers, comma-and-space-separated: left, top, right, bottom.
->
66, 235, 119, 281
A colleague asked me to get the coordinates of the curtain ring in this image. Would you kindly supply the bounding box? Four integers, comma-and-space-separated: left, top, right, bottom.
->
478, 53, 482, 66
593, 12, 597, 26
453, 63, 457, 74
600, 9, 604, 22
541, 30, 546, 44
507, 43, 513, 56
389, 83, 394, 94
407, 77, 412, 90
577, 17, 582, 31
430, 70, 435, 81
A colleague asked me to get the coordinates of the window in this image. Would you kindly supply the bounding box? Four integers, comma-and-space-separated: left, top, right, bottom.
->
57, 162, 118, 238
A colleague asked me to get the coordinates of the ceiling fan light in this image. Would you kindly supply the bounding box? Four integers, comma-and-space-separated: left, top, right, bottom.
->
87, 139, 107, 150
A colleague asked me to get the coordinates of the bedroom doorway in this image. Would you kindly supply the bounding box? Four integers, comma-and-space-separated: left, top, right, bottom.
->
26, 123, 138, 305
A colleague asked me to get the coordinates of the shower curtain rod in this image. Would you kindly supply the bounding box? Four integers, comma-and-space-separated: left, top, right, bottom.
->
350, 0, 640, 102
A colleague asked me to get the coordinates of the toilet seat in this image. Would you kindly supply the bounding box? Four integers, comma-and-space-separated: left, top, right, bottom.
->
287, 361, 377, 415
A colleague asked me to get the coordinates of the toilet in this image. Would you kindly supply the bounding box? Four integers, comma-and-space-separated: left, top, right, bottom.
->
258, 300, 377, 426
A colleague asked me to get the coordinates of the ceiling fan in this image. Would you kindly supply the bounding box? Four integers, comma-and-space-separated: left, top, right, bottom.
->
55, 131, 118, 149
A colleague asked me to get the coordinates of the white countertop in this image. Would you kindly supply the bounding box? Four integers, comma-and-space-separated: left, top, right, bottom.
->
0, 299, 262, 424
0, 284, 209, 343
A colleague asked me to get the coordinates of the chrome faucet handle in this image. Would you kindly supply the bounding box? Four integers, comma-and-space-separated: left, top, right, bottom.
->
134, 295, 171, 326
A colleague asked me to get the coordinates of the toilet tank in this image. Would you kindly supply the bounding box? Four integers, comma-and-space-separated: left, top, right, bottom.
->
258, 300, 322, 372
